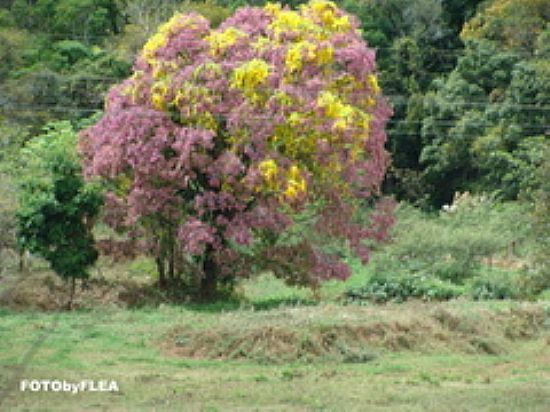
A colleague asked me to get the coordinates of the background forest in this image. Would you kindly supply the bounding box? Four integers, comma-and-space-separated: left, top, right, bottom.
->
0, 1, 549, 411
1, 0, 548, 302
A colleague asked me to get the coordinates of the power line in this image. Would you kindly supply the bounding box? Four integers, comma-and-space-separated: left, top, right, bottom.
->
1, 102, 549, 117
2, 27, 537, 57
2, 92, 549, 111
1, 104, 548, 136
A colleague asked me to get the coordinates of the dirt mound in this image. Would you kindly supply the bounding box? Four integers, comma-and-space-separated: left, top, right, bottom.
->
165, 303, 548, 362
0, 271, 165, 311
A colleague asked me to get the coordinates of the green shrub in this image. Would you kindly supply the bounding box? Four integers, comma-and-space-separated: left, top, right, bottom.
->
374, 199, 531, 284
0, 174, 18, 252
468, 268, 547, 301
346, 273, 463, 304
346, 197, 542, 303
16, 121, 103, 307
468, 271, 521, 300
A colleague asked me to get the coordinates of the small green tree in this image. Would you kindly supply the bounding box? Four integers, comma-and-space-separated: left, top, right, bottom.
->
16, 121, 103, 308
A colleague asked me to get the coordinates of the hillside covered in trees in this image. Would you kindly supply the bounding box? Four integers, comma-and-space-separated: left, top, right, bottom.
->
1, 0, 547, 206
2, 0, 548, 295
0, 1, 548, 410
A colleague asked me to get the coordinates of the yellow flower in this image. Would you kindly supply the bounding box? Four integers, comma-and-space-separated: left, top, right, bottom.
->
288, 165, 301, 181
317, 91, 356, 131
142, 31, 168, 64
264, 2, 282, 16
269, 9, 318, 40
317, 91, 353, 119
193, 62, 222, 79
151, 81, 169, 110
286, 42, 307, 73
308, 0, 337, 15
288, 112, 302, 126
252, 36, 270, 51
283, 165, 307, 199
259, 159, 279, 184
283, 181, 299, 199
333, 119, 347, 130
332, 15, 351, 31
231, 59, 271, 90
285, 41, 332, 73
205, 27, 246, 56
367, 74, 380, 95
142, 13, 198, 65
304, 0, 351, 32
231, 59, 271, 102
359, 113, 372, 132
316, 44, 334, 65
271, 10, 304, 32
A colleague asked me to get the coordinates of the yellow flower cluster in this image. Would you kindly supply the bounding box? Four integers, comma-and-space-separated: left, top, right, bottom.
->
316, 91, 355, 130
151, 61, 178, 80
205, 27, 246, 56
231, 59, 271, 101
305, 0, 351, 32
142, 13, 192, 65
258, 159, 279, 190
193, 62, 223, 80
264, 2, 282, 16
269, 9, 317, 38
284, 165, 307, 200
169, 82, 218, 130
143, 32, 167, 64
266, 1, 351, 39
285, 41, 333, 73
258, 159, 307, 200
151, 80, 170, 110
286, 41, 315, 72
367, 74, 380, 95
252, 36, 270, 51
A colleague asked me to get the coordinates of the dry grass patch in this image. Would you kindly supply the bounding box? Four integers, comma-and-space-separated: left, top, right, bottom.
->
165, 302, 548, 362
0, 269, 165, 311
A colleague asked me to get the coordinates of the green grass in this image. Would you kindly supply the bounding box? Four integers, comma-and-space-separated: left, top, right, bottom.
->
0, 301, 548, 411
241, 258, 375, 306
1, 198, 548, 410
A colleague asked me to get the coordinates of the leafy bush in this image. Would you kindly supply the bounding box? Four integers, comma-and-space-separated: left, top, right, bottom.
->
374, 197, 531, 284
0, 174, 18, 252
16, 121, 103, 306
346, 197, 541, 303
468, 270, 521, 300
346, 273, 463, 303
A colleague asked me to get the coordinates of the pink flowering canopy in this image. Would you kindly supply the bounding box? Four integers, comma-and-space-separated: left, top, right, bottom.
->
80, 0, 394, 291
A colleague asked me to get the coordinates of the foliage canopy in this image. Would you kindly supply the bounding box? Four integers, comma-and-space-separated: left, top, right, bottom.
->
80, 0, 393, 298
17, 121, 103, 283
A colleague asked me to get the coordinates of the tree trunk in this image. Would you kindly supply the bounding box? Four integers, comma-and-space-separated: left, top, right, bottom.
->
168, 230, 175, 282
199, 253, 218, 301
156, 257, 167, 289
18, 249, 26, 273
67, 278, 76, 311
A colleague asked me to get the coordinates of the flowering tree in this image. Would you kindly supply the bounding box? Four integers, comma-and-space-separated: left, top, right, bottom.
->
80, 0, 393, 299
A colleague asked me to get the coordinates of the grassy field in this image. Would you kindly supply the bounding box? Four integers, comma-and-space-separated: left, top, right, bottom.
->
1, 199, 548, 411
0, 284, 548, 411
